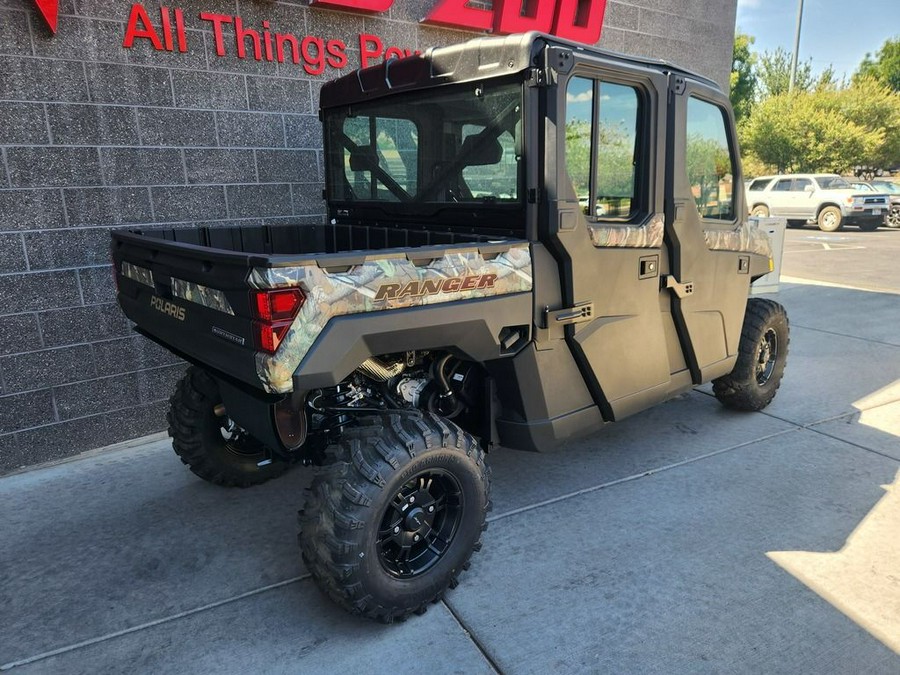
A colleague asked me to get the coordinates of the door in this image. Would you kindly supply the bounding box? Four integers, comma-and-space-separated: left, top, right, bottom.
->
767, 177, 794, 215
664, 76, 753, 383
778, 177, 814, 217
547, 61, 678, 421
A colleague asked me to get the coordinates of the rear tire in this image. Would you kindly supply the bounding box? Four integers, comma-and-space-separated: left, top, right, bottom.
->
817, 206, 842, 232
298, 412, 490, 623
750, 205, 769, 217
713, 299, 789, 412
167, 367, 288, 487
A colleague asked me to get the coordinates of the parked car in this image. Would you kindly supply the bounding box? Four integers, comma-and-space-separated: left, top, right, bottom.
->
746, 174, 890, 231
851, 180, 900, 228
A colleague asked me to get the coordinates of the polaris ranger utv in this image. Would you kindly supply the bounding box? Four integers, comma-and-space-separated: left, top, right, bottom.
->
112, 32, 788, 622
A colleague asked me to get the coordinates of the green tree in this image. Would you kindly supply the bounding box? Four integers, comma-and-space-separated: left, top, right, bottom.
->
855, 37, 900, 92
822, 76, 900, 167
730, 32, 757, 121
742, 91, 882, 173
757, 47, 814, 98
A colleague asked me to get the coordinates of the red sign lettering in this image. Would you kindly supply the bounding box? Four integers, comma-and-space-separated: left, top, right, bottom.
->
422, 0, 608, 43
310, 0, 394, 11
422, 0, 492, 31
492, 0, 556, 34
32, 0, 59, 33
124, 4, 188, 52
552, 0, 608, 44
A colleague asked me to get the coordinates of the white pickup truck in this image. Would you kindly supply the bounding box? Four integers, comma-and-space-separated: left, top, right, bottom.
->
746, 174, 890, 232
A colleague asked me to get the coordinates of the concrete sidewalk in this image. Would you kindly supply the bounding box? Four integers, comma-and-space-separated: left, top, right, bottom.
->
2, 281, 899, 674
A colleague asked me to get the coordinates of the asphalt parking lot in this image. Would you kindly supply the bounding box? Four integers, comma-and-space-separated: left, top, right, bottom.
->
1, 226, 898, 673
782, 224, 900, 293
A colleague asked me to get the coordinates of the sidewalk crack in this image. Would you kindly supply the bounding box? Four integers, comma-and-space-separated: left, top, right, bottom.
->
0, 575, 310, 671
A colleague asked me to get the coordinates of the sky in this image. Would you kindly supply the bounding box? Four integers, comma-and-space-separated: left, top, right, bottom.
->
735, 0, 899, 80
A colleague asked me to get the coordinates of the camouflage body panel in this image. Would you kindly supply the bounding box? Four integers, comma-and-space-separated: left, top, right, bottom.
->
171, 278, 235, 315
121, 261, 154, 288
703, 222, 773, 258
587, 213, 664, 248
249, 244, 533, 393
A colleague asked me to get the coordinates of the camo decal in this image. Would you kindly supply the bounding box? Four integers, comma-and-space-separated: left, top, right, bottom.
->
249, 244, 532, 393
704, 222, 772, 257
121, 261, 154, 287
587, 213, 664, 248
171, 278, 235, 315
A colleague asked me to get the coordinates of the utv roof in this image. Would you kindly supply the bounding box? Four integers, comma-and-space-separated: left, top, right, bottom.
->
319, 31, 719, 110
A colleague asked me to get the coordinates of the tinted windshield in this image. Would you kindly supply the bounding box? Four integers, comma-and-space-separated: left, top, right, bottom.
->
816, 176, 851, 189
324, 81, 522, 206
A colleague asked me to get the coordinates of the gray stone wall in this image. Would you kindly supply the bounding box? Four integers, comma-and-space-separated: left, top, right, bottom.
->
0, 0, 736, 473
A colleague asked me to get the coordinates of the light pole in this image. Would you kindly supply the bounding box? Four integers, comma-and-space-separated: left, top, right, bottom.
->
788, 0, 805, 92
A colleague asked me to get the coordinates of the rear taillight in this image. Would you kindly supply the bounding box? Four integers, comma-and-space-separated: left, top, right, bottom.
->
253, 289, 305, 322
252, 288, 305, 353
257, 323, 292, 353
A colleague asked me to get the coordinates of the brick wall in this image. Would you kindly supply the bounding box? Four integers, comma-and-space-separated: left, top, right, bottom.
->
0, 0, 737, 473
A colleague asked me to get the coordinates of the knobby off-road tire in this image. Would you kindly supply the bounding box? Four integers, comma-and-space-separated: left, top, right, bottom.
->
299, 412, 491, 623
167, 366, 288, 487
713, 298, 789, 411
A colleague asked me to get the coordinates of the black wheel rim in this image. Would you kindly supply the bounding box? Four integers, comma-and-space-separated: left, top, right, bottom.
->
756, 328, 778, 385
376, 470, 464, 578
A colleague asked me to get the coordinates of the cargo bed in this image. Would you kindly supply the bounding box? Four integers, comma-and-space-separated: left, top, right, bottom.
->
112, 221, 531, 394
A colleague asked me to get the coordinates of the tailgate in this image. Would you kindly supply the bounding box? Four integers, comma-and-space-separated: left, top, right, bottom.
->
112, 230, 269, 389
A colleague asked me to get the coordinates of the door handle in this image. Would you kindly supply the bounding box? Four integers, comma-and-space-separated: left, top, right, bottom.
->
664, 276, 694, 298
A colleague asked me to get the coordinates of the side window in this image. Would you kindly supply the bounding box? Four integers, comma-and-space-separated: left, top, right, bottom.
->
565, 76, 643, 220
749, 179, 770, 191
342, 115, 418, 201
792, 178, 812, 192
773, 179, 793, 192
686, 98, 735, 220
565, 77, 593, 208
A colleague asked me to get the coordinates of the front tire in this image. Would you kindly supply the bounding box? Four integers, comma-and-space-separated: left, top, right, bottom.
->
817, 206, 842, 232
713, 299, 789, 411
299, 413, 490, 622
886, 206, 900, 229
167, 367, 288, 487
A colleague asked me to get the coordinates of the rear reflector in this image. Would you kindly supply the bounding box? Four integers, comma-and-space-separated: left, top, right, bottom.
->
255, 321, 292, 353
